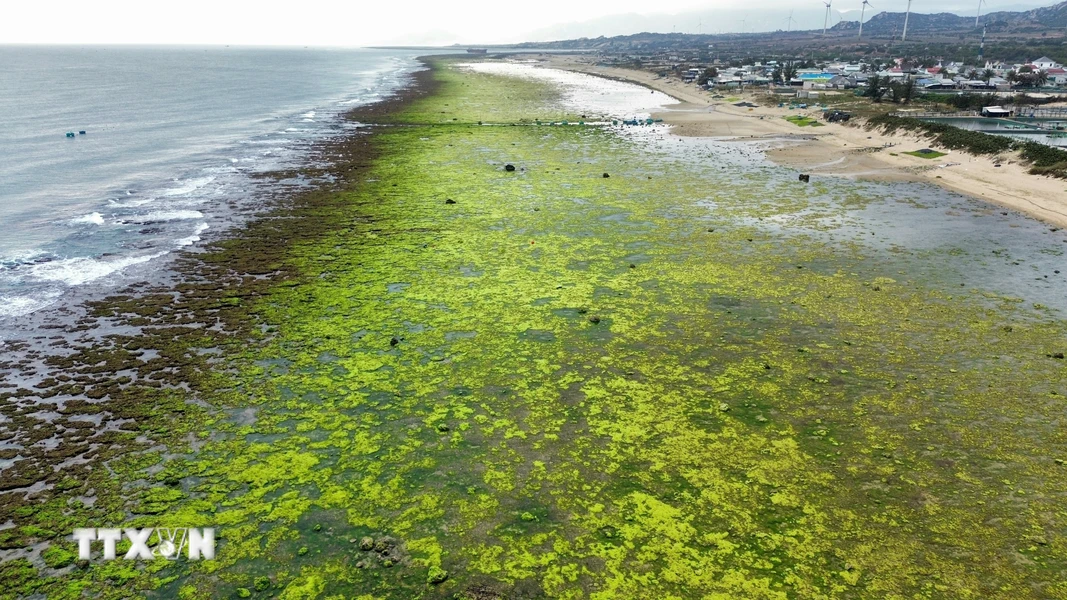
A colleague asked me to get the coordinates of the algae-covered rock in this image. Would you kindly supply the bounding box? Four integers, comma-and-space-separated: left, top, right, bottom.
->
427, 566, 449, 584
359, 537, 374, 551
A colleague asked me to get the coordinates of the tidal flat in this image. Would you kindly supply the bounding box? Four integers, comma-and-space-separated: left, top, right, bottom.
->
2, 58, 1067, 599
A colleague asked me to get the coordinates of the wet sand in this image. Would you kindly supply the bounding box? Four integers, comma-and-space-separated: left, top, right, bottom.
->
542, 54, 1067, 228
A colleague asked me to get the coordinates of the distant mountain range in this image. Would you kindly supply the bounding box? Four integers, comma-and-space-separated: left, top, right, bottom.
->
512, 1, 1067, 49
831, 1, 1067, 34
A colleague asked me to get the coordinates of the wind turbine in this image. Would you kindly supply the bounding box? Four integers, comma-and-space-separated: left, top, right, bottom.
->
975, 0, 984, 28
858, 0, 873, 39
902, 0, 912, 41
740, 17, 746, 33
786, 10, 797, 32
823, 1, 832, 36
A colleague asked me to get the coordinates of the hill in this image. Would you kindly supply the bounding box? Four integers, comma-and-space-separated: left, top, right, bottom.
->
831, 1, 1067, 35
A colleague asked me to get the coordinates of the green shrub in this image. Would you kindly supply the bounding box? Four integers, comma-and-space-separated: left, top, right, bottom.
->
1017, 141, 1067, 167
865, 114, 1012, 155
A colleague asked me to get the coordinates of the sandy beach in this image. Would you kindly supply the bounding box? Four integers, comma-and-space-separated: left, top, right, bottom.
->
544, 54, 1067, 228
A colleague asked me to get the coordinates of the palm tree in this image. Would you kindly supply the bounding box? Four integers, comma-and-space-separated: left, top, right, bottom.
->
983, 69, 996, 83
866, 74, 886, 101
784, 61, 799, 82
1005, 70, 1017, 86
1036, 70, 1050, 87
967, 68, 979, 80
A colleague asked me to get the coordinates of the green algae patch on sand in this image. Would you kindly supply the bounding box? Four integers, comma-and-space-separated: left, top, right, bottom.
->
8, 58, 1067, 600
904, 149, 948, 159
784, 115, 824, 127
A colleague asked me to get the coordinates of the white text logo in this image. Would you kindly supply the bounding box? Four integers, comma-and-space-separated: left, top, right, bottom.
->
72, 528, 215, 560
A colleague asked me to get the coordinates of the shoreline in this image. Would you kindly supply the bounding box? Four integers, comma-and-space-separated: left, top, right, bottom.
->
539, 54, 1067, 228
0, 60, 439, 597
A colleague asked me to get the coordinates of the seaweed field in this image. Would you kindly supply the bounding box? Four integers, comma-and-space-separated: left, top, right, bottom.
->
2, 59, 1067, 599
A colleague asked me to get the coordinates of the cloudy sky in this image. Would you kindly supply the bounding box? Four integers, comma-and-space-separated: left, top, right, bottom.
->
0, 0, 1054, 46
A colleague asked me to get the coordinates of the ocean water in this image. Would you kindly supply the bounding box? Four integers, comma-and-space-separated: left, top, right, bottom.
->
0, 45, 434, 321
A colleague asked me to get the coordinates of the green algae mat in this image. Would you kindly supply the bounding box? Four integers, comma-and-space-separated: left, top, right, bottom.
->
3, 59, 1067, 600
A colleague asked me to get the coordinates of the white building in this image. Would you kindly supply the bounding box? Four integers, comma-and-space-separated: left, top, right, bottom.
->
1031, 56, 1062, 70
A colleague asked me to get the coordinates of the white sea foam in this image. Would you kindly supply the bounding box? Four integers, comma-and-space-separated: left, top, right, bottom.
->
176, 223, 209, 247
70, 212, 105, 226
126, 210, 204, 223
0, 290, 63, 318
27, 252, 167, 286
0, 249, 50, 266
108, 197, 156, 208
161, 176, 215, 197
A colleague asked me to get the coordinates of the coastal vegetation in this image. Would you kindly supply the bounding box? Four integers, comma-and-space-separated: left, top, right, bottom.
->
865, 113, 1014, 154
866, 113, 1067, 178
3, 58, 1067, 600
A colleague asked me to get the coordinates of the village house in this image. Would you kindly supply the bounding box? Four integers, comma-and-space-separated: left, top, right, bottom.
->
1031, 56, 1062, 70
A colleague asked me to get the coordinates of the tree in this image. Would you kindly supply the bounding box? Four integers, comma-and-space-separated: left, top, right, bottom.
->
772, 65, 784, 84
1005, 70, 1017, 85
967, 68, 979, 80
1036, 70, 1050, 87
865, 74, 886, 101
983, 69, 996, 83
697, 67, 718, 86
888, 78, 917, 104
900, 78, 917, 103
783, 61, 799, 82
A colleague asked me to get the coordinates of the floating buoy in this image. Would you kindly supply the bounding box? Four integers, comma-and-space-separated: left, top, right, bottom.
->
65, 132, 75, 138
78, 130, 86, 135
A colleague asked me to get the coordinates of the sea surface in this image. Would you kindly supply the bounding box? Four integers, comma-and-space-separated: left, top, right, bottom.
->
0, 45, 438, 323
